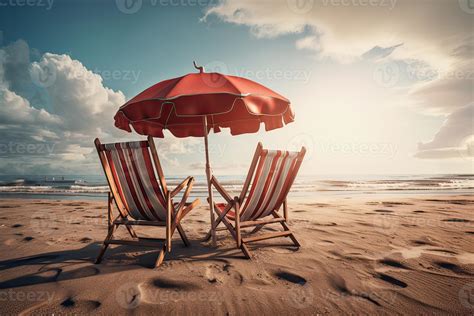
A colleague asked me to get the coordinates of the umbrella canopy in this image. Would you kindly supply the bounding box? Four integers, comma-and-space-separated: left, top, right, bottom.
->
113, 62, 294, 246
114, 64, 294, 137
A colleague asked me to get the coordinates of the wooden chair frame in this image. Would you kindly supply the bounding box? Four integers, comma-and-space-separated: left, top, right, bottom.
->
94, 136, 200, 268
205, 142, 306, 258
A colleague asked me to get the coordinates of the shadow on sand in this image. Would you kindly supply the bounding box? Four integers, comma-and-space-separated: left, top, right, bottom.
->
0, 237, 294, 289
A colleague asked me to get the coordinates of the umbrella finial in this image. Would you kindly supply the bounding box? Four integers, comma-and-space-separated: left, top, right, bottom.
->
193, 61, 205, 73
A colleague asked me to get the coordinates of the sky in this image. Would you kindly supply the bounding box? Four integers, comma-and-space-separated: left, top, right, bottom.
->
0, 0, 472, 177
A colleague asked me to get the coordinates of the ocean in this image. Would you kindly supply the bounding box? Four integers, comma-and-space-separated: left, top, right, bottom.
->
0, 174, 472, 201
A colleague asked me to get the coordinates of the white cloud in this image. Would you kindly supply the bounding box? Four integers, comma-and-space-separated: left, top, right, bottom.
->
410, 43, 473, 115
203, 0, 473, 160
203, 0, 472, 66
416, 103, 474, 159
0, 40, 201, 174
0, 40, 129, 174
29, 53, 126, 132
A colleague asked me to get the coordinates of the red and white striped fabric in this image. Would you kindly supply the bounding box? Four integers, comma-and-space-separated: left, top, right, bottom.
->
240, 150, 300, 221
102, 141, 167, 221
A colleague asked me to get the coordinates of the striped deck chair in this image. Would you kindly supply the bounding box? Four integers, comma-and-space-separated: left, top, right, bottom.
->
94, 136, 199, 268
205, 142, 306, 258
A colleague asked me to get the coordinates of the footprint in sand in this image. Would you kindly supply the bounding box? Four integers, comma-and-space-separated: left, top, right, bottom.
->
274, 271, 307, 285
79, 237, 93, 243
433, 261, 470, 275
329, 274, 381, 306
382, 201, 414, 206
60, 297, 101, 311
63, 202, 88, 207
152, 277, 200, 291
410, 238, 437, 246
269, 247, 299, 254
442, 218, 471, 223
430, 248, 458, 255
313, 222, 337, 227
378, 258, 410, 270
376, 273, 408, 288
204, 263, 244, 285
61, 297, 75, 307
374, 209, 394, 213
366, 201, 380, 205
83, 215, 104, 219
115, 282, 142, 309
426, 199, 474, 205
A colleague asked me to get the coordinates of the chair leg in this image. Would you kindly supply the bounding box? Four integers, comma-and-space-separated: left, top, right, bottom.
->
203, 215, 224, 241
154, 245, 167, 268
240, 243, 252, 259
288, 233, 300, 247
95, 224, 117, 264
125, 225, 138, 239
177, 224, 190, 247
280, 220, 300, 247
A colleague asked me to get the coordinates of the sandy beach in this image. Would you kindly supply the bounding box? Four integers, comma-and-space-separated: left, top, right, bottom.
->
0, 194, 473, 314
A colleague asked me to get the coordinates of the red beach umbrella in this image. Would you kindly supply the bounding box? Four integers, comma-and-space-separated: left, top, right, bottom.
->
114, 62, 295, 245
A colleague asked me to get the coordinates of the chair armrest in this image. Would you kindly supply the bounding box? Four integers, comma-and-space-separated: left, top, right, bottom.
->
170, 176, 193, 198
211, 176, 233, 203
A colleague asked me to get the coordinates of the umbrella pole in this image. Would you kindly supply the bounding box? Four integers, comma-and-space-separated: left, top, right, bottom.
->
203, 116, 217, 247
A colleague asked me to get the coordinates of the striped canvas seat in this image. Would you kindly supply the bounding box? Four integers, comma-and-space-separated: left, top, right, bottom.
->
102, 141, 167, 221
94, 136, 199, 268
239, 150, 301, 221
206, 142, 306, 259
